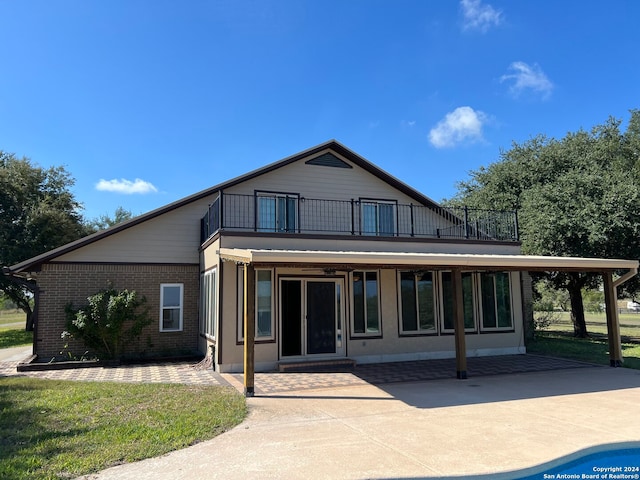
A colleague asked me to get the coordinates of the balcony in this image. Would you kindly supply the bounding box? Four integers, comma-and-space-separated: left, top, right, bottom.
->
201, 193, 518, 244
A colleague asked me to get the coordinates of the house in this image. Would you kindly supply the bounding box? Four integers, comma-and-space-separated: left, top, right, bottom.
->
4, 140, 637, 394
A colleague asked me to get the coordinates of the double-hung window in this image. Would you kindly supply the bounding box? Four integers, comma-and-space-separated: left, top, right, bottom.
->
399, 271, 437, 334
441, 272, 476, 332
480, 272, 513, 330
361, 199, 396, 236
200, 269, 217, 338
352, 271, 380, 336
237, 266, 275, 341
160, 283, 183, 332
257, 192, 298, 233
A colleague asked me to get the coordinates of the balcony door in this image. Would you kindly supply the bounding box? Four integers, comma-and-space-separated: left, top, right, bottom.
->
257, 192, 298, 233
361, 200, 396, 236
280, 278, 345, 358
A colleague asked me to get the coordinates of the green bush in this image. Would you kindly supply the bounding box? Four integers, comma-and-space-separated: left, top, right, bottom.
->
65, 285, 152, 360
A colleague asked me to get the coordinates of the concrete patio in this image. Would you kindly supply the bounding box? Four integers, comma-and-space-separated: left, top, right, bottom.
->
2, 349, 639, 479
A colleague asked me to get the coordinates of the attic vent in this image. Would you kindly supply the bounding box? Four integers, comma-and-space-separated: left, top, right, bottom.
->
305, 153, 352, 169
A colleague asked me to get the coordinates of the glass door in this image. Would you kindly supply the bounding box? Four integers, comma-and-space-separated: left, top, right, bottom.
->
279, 278, 345, 358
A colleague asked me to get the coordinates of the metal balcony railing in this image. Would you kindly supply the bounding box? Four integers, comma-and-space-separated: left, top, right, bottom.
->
201, 193, 518, 244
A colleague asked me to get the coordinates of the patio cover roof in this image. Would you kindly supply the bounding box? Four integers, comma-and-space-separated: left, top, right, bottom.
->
219, 248, 638, 275
223, 248, 638, 396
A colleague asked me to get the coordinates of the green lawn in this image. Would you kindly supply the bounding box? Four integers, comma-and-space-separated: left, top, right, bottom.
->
0, 310, 26, 328
0, 378, 247, 480
528, 311, 640, 369
0, 328, 33, 349
0, 311, 32, 349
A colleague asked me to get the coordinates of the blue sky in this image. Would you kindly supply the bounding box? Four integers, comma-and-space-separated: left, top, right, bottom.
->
1, 0, 639, 221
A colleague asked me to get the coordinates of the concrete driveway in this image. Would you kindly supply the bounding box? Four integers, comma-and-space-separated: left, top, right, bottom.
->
75, 365, 640, 480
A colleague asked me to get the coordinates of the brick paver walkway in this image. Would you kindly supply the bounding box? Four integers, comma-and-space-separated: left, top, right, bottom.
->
227, 354, 597, 394
0, 354, 597, 395
0, 360, 231, 387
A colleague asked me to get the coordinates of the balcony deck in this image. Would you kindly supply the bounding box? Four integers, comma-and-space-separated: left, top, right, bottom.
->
201, 193, 518, 244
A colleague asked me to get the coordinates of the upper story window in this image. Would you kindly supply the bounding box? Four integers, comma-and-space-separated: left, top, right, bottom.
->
361, 199, 396, 236
257, 192, 298, 233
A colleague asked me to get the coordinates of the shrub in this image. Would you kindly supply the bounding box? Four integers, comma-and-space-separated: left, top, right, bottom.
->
64, 285, 152, 360
533, 310, 560, 335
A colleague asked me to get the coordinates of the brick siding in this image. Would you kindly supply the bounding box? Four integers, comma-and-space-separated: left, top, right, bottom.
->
35, 263, 200, 361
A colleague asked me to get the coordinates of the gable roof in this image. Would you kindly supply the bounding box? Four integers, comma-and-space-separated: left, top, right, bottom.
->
6, 140, 443, 274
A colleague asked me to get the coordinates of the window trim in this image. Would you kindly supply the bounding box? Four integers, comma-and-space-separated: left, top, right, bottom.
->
479, 272, 514, 332
160, 283, 184, 332
359, 198, 397, 236
255, 190, 299, 233
350, 270, 382, 338
237, 266, 276, 342
397, 271, 438, 336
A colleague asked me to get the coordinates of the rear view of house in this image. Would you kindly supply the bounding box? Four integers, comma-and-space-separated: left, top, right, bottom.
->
6, 141, 635, 388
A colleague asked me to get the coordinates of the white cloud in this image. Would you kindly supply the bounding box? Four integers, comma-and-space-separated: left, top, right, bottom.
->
429, 106, 486, 148
460, 0, 503, 33
500, 61, 554, 99
96, 178, 158, 194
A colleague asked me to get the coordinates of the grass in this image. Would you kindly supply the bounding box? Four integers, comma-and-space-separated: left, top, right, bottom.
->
0, 311, 32, 349
0, 309, 26, 328
0, 328, 33, 349
0, 378, 247, 480
528, 311, 640, 369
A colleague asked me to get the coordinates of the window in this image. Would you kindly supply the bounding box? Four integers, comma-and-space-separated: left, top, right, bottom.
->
257, 192, 298, 232
399, 272, 436, 334
361, 200, 396, 236
480, 272, 513, 330
201, 269, 217, 338
441, 272, 476, 331
256, 270, 273, 337
160, 284, 183, 332
352, 271, 380, 335
237, 266, 274, 341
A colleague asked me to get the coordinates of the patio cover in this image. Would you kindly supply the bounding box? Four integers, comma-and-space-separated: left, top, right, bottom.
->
219, 248, 638, 273
218, 248, 638, 397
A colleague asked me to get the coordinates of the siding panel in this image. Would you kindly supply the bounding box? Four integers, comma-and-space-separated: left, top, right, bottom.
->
56, 196, 216, 263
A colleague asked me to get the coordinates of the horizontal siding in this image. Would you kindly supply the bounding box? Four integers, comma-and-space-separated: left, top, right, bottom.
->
57, 195, 216, 264
225, 149, 421, 205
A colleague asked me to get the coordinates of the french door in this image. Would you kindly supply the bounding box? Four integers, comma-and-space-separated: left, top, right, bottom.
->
280, 278, 345, 358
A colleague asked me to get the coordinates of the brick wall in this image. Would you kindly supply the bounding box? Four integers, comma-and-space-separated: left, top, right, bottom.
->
35, 263, 201, 361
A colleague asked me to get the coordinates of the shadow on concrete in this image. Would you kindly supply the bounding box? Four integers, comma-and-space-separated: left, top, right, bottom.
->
257, 356, 640, 409
375, 366, 640, 409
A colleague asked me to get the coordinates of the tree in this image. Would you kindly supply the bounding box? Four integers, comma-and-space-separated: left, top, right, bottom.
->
86, 206, 134, 232
449, 111, 640, 337
0, 151, 89, 330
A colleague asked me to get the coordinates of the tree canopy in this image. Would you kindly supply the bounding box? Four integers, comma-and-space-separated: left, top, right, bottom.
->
449, 110, 640, 337
86, 206, 134, 233
0, 151, 90, 330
